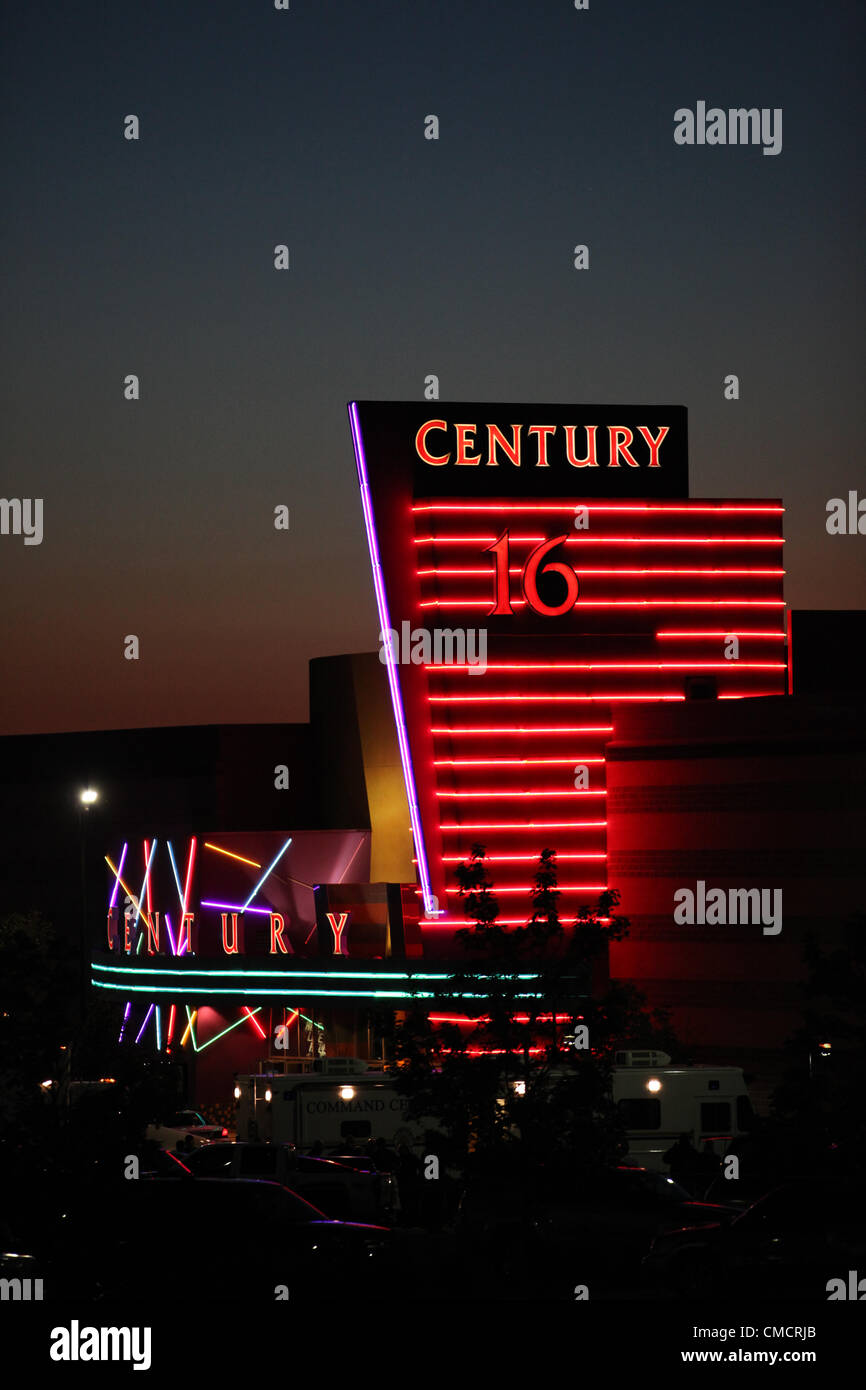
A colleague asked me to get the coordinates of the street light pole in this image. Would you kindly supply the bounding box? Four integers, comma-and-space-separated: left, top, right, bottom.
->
77, 788, 100, 1028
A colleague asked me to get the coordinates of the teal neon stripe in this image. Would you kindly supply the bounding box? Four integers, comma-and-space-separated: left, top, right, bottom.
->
92, 963, 540, 981
92, 980, 547, 1000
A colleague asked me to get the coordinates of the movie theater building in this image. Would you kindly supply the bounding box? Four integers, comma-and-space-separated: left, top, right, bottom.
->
82, 402, 864, 1109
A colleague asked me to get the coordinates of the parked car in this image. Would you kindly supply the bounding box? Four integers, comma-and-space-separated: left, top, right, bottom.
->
41, 1176, 393, 1302
145, 1110, 228, 1150
457, 1163, 738, 1295
184, 1141, 398, 1225
644, 1178, 866, 1299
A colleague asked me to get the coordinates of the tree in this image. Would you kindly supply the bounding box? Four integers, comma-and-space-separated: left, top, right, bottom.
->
771, 915, 866, 1159
0, 910, 181, 1180
379, 848, 677, 1179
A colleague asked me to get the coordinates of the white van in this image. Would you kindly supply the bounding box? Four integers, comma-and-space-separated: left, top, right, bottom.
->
234, 1063, 419, 1151
612, 1050, 754, 1171
233, 1052, 754, 1171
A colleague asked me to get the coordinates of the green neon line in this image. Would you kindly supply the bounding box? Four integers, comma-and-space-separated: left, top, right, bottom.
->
92, 963, 541, 981
96, 981, 549, 999
182, 1006, 261, 1045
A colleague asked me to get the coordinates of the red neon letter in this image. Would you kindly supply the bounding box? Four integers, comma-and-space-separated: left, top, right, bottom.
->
486, 424, 522, 467
269, 913, 289, 954
636, 423, 670, 467
326, 912, 350, 956
485, 529, 515, 615
527, 424, 556, 466
522, 535, 580, 616
415, 419, 450, 465
608, 426, 640, 467
221, 912, 243, 954
454, 423, 482, 466
107, 910, 117, 950
146, 911, 161, 955
178, 913, 196, 954
564, 424, 599, 467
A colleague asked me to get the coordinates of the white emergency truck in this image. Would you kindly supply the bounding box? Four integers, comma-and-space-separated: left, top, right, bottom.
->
233, 1052, 754, 1168
611, 1050, 754, 1170
234, 1060, 421, 1150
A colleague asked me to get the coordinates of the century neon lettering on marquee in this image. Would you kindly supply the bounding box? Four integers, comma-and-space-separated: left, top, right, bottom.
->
414, 420, 671, 470
104, 836, 311, 958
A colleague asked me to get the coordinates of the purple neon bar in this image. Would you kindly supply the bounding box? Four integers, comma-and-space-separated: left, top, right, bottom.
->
348, 402, 436, 916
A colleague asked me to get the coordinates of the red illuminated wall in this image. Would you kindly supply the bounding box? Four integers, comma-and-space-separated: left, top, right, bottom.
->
350, 403, 787, 949
412, 499, 786, 933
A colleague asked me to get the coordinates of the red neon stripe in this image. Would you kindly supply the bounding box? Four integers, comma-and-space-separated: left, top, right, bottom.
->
462, 1048, 548, 1055
167, 1003, 176, 1047
430, 691, 783, 703
434, 757, 605, 766
429, 1016, 574, 1025
655, 629, 786, 637
144, 840, 152, 916
431, 725, 614, 735
440, 821, 607, 829
420, 599, 786, 608
443, 884, 608, 894
440, 852, 606, 862
418, 566, 785, 576
412, 504, 784, 514
429, 695, 687, 704
425, 661, 786, 671
422, 917, 611, 927
436, 795, 606, 806
414, 535, 785, 545
242, 1006, 267, 1039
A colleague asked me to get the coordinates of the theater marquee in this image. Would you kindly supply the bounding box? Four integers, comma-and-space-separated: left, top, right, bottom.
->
349, 400, 786, 932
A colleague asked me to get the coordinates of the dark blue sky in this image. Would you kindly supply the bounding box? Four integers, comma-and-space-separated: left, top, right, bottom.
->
1, 0, 863, 732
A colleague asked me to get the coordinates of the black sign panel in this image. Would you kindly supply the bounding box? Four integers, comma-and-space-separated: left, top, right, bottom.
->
351, 401, 688, 499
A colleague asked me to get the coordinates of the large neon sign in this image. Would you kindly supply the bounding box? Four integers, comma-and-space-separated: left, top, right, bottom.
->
349, 400, 787, 936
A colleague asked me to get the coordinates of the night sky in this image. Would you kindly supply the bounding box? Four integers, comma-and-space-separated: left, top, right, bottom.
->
1, 0, 863, 735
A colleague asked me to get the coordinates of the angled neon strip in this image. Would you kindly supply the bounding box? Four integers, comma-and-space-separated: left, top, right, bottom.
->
104, 856, 152, 933
184, 1005, 264, 1053
144, 841, 153, 918
242, 1006, 267, 1039
242, 838, 292, 910
108, 843, 128, 912
133, 840, 158, 932
179, 838, 197, 955
164, 912, 177, 957
180, 1009, 197, 1047
349, 402, 437, 916
166, 841, 185, 909
134, 1004, 154, 1044
205, 841, 262, 869
201, 900, 273, 916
